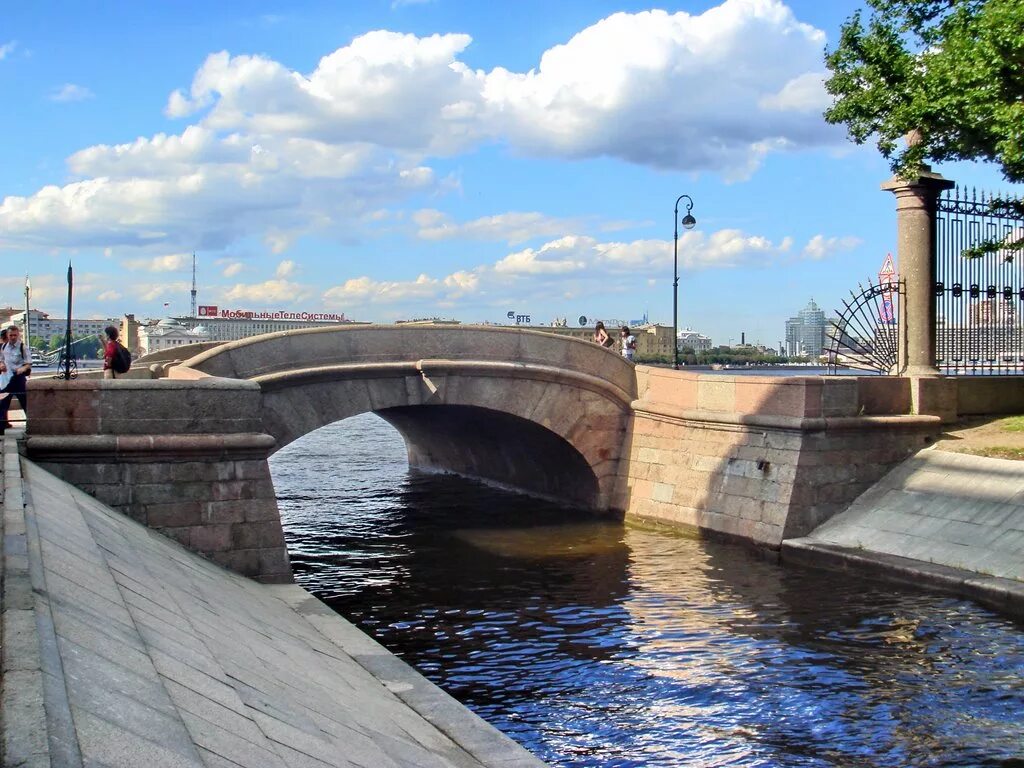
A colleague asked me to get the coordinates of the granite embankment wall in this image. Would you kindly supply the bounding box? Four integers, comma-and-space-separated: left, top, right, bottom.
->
615, 369, 941, 546
24, 378, 292, 583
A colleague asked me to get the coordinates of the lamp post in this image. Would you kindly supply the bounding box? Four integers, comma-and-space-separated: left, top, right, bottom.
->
673, 195, 697, 369
23, 275, 30, 348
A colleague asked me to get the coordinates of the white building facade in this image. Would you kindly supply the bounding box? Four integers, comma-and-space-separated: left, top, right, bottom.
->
178, 306, 359, 342
138, 318, 212, 355
677, 328, 713, 352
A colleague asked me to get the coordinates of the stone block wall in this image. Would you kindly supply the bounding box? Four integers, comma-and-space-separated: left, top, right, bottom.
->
617, 369, 941, 547
25, 379, 291, 583
957, 376, 1024, 416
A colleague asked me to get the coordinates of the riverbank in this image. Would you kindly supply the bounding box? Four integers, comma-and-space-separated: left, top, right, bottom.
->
0, 429, 545, 768
782, 446, 1024, 619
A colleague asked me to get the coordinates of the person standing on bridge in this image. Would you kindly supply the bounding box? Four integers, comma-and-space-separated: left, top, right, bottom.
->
0, 325, 31, 432
593, 321, 613, 348
103, 326, 123, 379
620, 326, 637, 362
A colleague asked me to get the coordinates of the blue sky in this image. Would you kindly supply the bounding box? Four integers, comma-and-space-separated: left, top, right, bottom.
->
1, 0, 1019, 346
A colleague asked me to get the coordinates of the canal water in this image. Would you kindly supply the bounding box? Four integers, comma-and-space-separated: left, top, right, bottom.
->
270, 414, 1024, 768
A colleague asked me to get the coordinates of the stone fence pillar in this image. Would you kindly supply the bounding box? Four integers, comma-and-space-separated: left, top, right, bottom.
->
881, 168, 954, 377
23, 378, 292, 583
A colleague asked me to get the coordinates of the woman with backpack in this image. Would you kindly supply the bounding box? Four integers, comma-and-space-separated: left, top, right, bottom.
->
103, 325, 131, 379
0, 325, 32, 432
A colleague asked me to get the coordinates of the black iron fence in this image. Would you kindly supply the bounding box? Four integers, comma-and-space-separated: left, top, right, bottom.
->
935, 187, 1024, 374
826, 280, 901, 374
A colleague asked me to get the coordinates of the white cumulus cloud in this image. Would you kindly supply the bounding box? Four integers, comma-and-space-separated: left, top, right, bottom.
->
122, 253, 191, 272
416, 210, 585, 245
802, 234, 862, 259
50, 83, 94, 102
223, 279, 309, 303
0, 0, 841, 257
163, 0, 836, 176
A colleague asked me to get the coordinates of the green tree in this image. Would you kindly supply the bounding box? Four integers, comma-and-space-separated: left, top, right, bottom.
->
825, 0, 1024, 182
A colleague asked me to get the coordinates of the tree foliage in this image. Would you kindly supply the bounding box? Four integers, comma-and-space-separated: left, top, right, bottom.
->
824, 0, 1024, 183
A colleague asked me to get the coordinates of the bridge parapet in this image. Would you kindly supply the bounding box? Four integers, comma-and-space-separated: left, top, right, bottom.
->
180, 324, 637, 398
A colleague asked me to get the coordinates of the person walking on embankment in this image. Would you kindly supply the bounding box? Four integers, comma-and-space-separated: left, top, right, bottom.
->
0, 325, 32, 433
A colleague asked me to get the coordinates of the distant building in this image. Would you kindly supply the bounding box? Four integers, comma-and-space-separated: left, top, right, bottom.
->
785, 299, 827, 358
138, 318, 212, 355
176, 306, 362, 342
677, 328, 712, 352
0, 308, 120, 345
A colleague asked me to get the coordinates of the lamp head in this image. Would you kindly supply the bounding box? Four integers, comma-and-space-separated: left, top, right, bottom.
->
681, 213, 697, 230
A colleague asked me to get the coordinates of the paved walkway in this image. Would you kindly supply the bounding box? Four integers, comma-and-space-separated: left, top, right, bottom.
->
1, 432, 545, 768
783, 447, 1024, 617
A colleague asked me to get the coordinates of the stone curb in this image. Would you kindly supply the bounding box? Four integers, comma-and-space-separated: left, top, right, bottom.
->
25, 432, 277, 462
781, 537, 1024, 620
1, 429, 63, 767
266, 583, 548, 768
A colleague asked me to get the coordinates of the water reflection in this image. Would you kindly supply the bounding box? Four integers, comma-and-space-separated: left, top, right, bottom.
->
271, 413, 1024, 768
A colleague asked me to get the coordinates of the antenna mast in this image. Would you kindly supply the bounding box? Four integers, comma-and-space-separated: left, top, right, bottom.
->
190, 252, 197, 318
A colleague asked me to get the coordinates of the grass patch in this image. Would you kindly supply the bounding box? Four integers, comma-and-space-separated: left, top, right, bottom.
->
998, 415, 1024, 433
960, 446, 1024, 461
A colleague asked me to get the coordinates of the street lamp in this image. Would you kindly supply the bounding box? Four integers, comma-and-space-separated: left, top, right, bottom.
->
673, 194, 697, 369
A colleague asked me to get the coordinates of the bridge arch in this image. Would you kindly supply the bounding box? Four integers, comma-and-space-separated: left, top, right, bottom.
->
179, 326, 637, 510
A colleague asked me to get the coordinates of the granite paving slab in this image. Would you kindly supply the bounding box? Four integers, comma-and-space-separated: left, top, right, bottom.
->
1, 439, 546, 768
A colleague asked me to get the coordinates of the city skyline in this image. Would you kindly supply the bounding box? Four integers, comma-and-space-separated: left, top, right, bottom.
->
1, 0, 1020, 346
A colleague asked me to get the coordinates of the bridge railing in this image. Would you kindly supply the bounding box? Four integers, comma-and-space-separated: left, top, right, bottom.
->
179, 324, 638, 398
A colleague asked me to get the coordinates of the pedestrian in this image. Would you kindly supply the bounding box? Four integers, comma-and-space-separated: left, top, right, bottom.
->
103, 326, 122, 379
0, 325, 32, 432
593, 321, 613, 348
620, 325, 637, 362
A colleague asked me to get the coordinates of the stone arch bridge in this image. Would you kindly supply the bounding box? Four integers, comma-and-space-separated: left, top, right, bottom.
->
27, 325, 949, 583
177, 325, 637, 508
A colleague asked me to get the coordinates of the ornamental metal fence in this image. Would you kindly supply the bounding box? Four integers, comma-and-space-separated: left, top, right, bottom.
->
826, 280, 902, 374
935, 187, 1024, 374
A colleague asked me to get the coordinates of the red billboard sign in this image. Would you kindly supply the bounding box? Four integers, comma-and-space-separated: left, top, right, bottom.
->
196, 306, 346, 322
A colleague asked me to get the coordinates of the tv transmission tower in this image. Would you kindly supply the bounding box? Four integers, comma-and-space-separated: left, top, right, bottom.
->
190, 253, 197, 318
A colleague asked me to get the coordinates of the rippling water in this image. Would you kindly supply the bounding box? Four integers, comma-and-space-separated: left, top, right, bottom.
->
271, 413, 1024, 768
